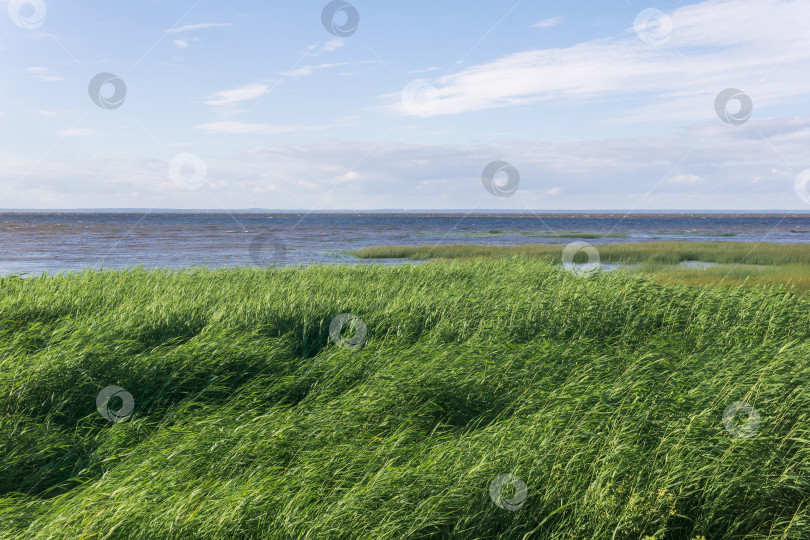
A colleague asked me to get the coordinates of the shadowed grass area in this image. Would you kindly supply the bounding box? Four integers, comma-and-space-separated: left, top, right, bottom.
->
1, 261, 809, 538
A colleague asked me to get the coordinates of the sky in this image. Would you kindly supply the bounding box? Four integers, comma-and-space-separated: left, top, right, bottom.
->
1, 0, 810, 210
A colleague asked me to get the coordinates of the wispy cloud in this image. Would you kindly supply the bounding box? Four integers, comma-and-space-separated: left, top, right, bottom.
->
173, 39, 189, 48
304, 39, 347, 55
194, 121, 330, 135
205, 83, 268, 106
59, 129, 98, 137
533, 16, 564, 28
1, 115, 808, 209
283, 62, 351, 79
283, 60, 384, 79
408, 66, 441, 75
322, 39, 344, 52
670, 173, 703, 184
165, 22, 232, 34
388, 0, 810, 123
26, 67, 64, 82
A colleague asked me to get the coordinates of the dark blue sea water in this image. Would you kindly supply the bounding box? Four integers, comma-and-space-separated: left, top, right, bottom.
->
1, 212, 809, 275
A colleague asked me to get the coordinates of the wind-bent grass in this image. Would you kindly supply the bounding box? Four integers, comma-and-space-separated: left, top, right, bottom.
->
1, 260, 809, 538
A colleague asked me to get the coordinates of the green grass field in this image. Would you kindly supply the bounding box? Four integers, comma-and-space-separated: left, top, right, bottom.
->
1, 258, 809, 538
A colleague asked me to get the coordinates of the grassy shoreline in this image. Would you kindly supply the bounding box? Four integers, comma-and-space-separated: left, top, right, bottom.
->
353, 240, 810, 265
1, 259, 809, 538
354, 241, 810, 290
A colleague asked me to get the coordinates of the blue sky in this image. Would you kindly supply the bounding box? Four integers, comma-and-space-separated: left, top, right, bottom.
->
1, 0, 810, 210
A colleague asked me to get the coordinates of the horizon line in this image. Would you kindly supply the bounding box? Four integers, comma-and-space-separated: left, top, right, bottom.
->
1, 208, 810, 214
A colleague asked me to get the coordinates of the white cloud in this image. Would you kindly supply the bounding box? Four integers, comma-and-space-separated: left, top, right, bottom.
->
303, 39, 348, 55
671, 173, 702, 184
173, 39, 189, 48
205, 83, 268, 106
39, 110, 75, 117
283, 60, 382, 79
339, 171, 361, 182
26, 67, 64, 82
283, 62, 350, 79
322, 39, 344, 52
387, 0, 810, 123
2, 116, 809, 209
59, 129, 98, 137
194, 121, 330, 135
408, 66, 441, 75
166, 22, 232, 34
533, 16, 564, 28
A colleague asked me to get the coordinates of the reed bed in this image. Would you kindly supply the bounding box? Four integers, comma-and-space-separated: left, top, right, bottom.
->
1, 260, 809, 538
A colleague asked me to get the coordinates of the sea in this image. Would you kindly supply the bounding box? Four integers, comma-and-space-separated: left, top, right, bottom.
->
1, 211, 809, 275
